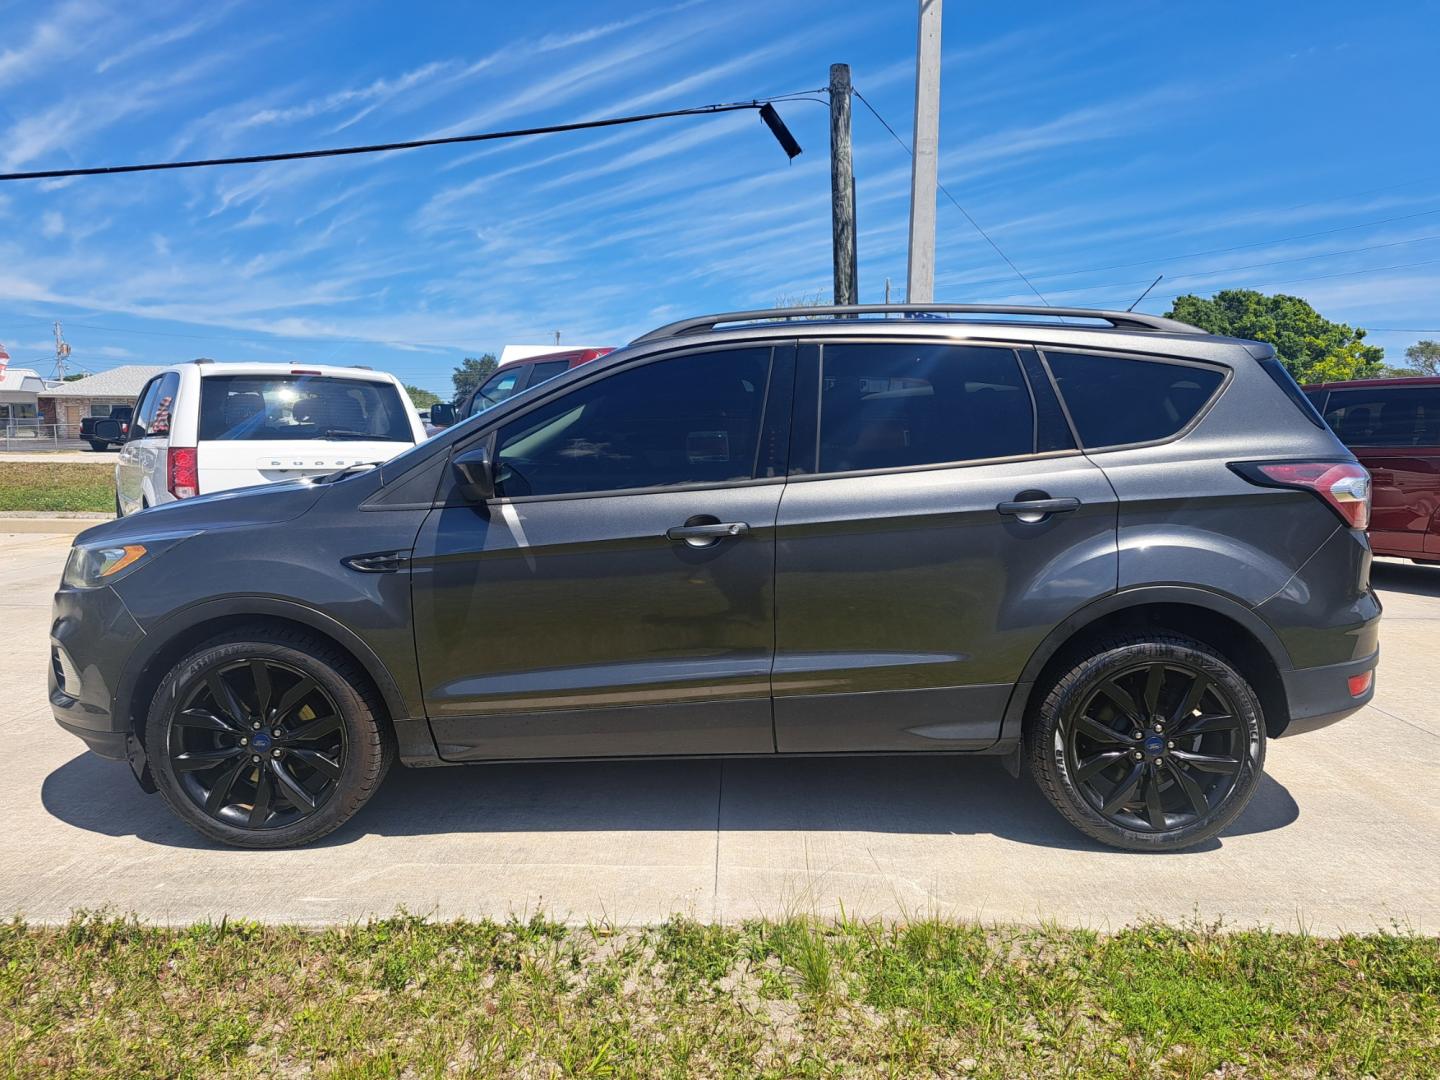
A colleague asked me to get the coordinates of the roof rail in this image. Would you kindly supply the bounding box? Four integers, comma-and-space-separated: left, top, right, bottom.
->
631, 304, 1202, 343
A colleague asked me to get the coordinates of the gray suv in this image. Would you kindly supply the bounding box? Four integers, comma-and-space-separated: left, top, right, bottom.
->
49, 305, 1380, 851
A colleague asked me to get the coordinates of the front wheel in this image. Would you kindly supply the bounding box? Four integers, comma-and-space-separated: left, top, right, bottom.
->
146, 628, 393, 848
1025, 634, 1265, 852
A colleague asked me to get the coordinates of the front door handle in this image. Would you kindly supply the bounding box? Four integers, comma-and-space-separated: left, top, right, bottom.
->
997, 496, 1081, 522
667, 521, 750, 547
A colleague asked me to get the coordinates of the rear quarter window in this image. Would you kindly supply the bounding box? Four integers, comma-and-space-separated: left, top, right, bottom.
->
1043, 351, 1224, 449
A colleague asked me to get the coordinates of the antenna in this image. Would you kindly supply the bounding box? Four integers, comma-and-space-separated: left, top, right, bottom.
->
1127, 274, 1164, 312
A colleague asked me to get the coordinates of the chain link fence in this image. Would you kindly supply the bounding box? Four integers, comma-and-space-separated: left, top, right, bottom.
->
1, 420, 104, 451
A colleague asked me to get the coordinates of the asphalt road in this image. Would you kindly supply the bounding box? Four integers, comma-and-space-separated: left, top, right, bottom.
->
3, 528, 1437, 932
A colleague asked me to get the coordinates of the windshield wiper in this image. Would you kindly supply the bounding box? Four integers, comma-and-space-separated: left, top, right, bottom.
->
319, 429, 384, 440
315, 462, 379, 483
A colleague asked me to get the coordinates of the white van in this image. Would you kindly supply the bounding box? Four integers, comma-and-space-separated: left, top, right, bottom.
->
111, 361, 426, 516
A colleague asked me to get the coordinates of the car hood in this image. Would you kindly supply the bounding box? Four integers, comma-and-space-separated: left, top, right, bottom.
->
75, 479, 325, 545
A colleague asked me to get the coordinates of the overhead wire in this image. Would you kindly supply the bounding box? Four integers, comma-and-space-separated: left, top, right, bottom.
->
850, 86, 1054, 307
0, 98, 793, 182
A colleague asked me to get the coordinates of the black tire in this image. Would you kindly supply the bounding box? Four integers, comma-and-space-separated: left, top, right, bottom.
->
145, 626, 393, 848
1024, 634, 1265, 852
86, 439, 105, 452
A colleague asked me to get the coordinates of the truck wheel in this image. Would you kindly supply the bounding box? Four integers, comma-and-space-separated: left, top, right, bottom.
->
1025, 634, 1265, 852
87, 439, 106, 452
146, 627, 394, 849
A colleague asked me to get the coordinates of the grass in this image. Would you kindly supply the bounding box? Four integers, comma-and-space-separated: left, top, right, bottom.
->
1, 915, 1437, 1078
0, 461, 115, 513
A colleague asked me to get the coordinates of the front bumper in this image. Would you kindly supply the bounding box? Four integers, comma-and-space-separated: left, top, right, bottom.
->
1277, 649, 1378, 737
49, 584, 145, 759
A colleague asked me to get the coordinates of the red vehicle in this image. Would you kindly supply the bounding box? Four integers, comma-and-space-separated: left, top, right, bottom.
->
430, 347, 613, 429
1304, 377, 1440, 563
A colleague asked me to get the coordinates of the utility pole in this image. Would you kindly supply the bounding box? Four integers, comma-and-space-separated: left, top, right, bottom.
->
829, 62, 857, 306
51, 321, 72, 380
906, 0, 942, 302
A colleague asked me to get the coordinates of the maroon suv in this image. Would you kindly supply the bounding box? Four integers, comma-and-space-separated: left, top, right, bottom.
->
1305, 377, 1440, 563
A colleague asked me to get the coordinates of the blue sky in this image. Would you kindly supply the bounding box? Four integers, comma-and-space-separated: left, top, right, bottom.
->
1, 0, 1438, 395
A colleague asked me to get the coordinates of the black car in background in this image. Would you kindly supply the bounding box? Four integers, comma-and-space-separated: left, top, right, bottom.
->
49, 305, 1379, 851
80, 404, 133, 451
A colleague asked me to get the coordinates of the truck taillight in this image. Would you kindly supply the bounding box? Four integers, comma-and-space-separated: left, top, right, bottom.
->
168, 447, 199, 499
1232, 460, 1371, 529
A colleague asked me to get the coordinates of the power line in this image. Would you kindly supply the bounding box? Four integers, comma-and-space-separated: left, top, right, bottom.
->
942, 205, 1440, 293
850, 86, 1052, 307
1029, 230, 1440, 299
0, 99, 799, 182
1113, 255, 1440, 309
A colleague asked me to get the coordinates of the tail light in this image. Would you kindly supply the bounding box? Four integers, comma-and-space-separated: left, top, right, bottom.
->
168, 447, 199, 499
1231, 460, 1371, 529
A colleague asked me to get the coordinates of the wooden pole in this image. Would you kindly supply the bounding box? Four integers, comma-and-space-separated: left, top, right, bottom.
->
829, 63, 857, 306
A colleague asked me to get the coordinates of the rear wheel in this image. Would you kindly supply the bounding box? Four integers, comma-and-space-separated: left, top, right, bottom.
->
1025, 634, 1265, 851
146, 628, 392, 848
86, 439, 106, 451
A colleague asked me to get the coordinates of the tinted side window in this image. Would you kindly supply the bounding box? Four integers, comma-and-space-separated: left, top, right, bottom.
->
1259, 358, 1326, 429
527, 360, 570, 386
1323, 387, 1440, 447
129, 377, 164, 439
817, 344, 1033, 473
494, 348, 772, 498
147, 372, 181, 437
1045, 351, 1224, 448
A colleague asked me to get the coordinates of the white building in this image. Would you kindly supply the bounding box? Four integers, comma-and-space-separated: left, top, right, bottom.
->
0, 366, 49, 435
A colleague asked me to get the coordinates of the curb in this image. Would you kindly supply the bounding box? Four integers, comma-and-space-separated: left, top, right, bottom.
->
0, 513, 113, 536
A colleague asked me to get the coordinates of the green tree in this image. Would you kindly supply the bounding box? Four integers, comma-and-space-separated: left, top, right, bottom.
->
1165, 290, 1384, 383
402, 384, 441, 410
452, 354, 498, 399
1403, 340, 1440, 376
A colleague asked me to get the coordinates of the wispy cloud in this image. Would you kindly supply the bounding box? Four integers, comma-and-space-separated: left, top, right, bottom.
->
239, 62, 454, 132
0, 0, 101, 88
95, 2, 237, 74
1, 56, 225, 170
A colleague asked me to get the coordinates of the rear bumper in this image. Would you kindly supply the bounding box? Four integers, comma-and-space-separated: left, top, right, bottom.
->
1277, 649, 1378, 737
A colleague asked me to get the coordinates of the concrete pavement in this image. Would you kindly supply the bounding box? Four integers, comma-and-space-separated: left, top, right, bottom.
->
0, 450, 111, 463
2, 529, 1437, 932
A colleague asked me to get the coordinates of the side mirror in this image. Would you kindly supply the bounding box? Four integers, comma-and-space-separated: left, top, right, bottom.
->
429, 402, 457, 428
93, 418, 125, 441
451, 446, 495, 502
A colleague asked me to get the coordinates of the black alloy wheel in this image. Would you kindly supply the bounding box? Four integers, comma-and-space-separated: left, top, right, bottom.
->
168, 658, 347, 831
1025, 634, 1265, 851
147, 627, 392, 848
1065, 660, 1246, 833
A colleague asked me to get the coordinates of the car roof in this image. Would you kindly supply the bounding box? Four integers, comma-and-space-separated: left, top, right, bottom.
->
604, 304, 1271, 368
165, 360, 398, 382
1304, 376, 1440, 390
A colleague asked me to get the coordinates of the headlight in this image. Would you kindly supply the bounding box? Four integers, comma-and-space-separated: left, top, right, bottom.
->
61, 531, 197, 589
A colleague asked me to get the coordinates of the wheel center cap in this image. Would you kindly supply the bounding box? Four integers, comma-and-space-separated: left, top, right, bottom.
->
250, 731, 272, 752
1143, 735, 1166, 756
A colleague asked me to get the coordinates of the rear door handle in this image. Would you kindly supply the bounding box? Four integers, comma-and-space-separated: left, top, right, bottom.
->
997, 497, 1081, 521
667, 521, 750, 546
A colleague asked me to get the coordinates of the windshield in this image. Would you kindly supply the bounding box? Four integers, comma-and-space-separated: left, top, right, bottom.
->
198, 374, 413, 442
468, 367, 526, 417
